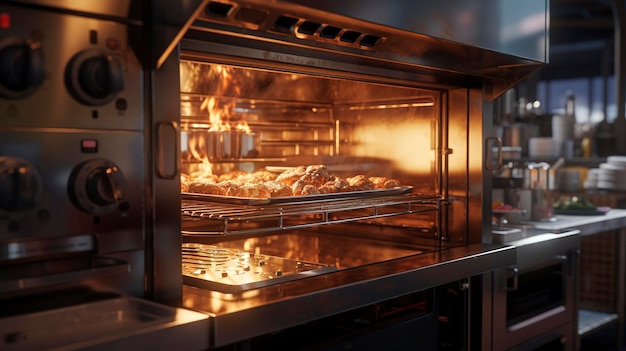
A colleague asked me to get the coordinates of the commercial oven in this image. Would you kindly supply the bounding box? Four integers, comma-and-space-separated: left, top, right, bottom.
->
0, 0, 548, 349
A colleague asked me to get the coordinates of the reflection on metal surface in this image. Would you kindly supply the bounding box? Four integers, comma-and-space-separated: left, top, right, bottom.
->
0, 296, 209, 350
285, 0, 548, 62
184, 0, 547, 100
182, 243, 336, 293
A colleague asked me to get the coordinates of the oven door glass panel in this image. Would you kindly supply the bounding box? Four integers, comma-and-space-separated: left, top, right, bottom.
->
506, 262, 565, 327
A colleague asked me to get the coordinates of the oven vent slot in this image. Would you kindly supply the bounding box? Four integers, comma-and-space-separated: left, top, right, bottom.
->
197, 1, 386, 50
206, 1, 235, 18
181, 193, 442, 236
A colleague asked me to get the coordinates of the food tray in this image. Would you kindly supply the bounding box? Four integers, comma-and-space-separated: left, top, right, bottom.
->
182, 186, 413, 206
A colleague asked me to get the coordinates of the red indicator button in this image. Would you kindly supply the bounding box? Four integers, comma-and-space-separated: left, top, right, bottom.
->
0, 13, 10, 29
81, 139, 98, 153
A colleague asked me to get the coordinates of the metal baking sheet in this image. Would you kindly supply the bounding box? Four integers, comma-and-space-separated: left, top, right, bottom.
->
182, 186, 413, 206
182, 243, 337, 293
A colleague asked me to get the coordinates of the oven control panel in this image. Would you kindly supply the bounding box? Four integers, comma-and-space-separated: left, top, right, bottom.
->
0, 130, 144, 253
0, 5, 143, 131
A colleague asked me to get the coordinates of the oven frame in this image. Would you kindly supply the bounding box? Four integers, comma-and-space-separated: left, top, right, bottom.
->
149, 35, 504, 347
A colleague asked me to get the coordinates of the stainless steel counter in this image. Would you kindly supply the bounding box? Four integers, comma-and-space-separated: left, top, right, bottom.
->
532, 209, 626, 236
492, 209, 626, 243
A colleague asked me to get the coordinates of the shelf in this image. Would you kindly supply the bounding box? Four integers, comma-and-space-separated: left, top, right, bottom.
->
182, 193, 442, 236
578, 309, 619, 337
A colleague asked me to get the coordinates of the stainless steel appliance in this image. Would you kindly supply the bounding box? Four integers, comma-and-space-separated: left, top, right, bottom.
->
491, 230, 580, 350
0, 2, 208, 350
0, 0, 548, 350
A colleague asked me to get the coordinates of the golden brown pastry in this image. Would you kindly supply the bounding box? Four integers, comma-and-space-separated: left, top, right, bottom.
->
218, 170, 248, 182
291, 175, 314, 196
188, 181, 226, 195
347, 175, 375, 191
319, 178, 350, 193
195, 173, 219, 183
238, 183, 271, 198
304, 165, 330, 187
299, 184, 321, 196
247, 170, 277, 183
219, 180, 243, 196
369, 176, 401, 189
184, 164, 404, 198
275, 166, 307, 186
264, 181, 293, 197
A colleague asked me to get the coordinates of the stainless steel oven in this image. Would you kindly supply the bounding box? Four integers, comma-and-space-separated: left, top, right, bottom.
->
491, 231, 580, 351
0, 0, 548, 349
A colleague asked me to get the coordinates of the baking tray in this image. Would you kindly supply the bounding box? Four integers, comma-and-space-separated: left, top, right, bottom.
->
182, 186, 413, 206
182, 243, 337, 293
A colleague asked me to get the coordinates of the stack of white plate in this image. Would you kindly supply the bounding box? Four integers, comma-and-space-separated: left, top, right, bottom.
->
528, 137, 558, 158
583, 168, 601, 189
596, 156, 626, 191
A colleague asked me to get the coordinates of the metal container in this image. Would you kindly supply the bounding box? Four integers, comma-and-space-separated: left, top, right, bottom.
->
498, 123, 539, 156
184, 130, 258, 160
210, 131, 257, 159
520, 162, 555, 221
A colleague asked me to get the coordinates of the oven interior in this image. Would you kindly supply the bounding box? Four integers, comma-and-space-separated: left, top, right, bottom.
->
178, 60, 457, 292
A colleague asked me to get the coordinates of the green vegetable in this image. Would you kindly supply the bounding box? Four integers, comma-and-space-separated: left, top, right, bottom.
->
553, 196, 597, 210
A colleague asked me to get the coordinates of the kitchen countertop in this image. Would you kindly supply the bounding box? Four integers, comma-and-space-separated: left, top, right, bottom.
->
532, 208, 626, 236
492, 208, 626, 243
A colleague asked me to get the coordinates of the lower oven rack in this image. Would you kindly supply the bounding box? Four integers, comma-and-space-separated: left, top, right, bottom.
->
182, 193, 442, 236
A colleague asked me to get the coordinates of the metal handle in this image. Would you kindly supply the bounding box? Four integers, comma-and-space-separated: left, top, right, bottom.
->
555, 250, 579, 275
155, 121, 179, 180
505, 267, 519, 291
485, 137, 502, 171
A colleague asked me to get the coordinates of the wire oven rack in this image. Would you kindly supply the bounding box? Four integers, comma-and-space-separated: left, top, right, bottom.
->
182, 193, 443, 236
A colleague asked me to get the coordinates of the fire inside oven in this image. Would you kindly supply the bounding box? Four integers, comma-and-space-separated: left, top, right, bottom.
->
179, 60, 447, 292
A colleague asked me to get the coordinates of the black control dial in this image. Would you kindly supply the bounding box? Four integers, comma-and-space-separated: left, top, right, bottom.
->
0, 36, 44, 99
0, 156, 43, 215
68, 158, 127, 215
65, 49, 124, 106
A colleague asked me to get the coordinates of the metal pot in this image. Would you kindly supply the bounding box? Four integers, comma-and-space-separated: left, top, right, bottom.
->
207, 131, 258, 160
183, 129, 259, 161
498, 123, 539, 156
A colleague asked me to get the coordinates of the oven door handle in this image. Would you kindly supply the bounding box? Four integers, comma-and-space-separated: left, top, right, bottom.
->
555, 249, 579, 275
504, 267, 519, 291
155, 121, 180, 180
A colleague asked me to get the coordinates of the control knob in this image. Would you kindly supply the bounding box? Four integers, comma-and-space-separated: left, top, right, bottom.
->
0, 36, 44, 99
65, 49, 124, 106
68, 158, 127, 215
0, 156, 43, 215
